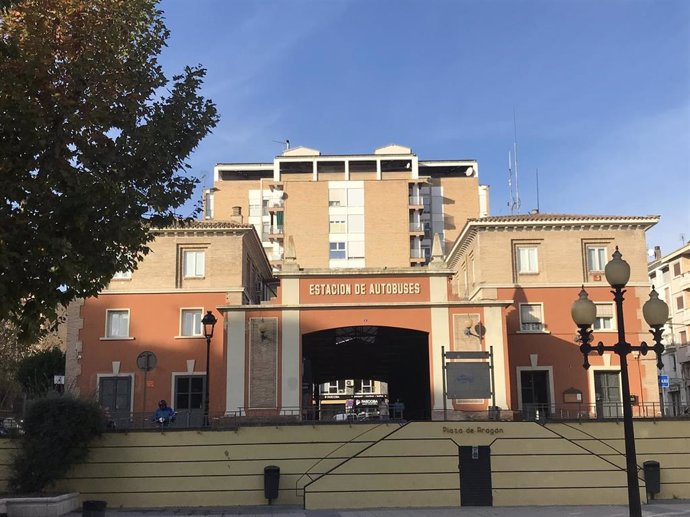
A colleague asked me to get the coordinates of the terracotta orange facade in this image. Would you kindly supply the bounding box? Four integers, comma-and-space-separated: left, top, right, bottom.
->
67, 145, 663, 424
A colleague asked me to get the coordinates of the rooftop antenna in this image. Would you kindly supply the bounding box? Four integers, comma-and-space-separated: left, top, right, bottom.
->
272, 139, 290, 151
508, 109, 521, 214
682, 233, 686, 246
537, 167, 539, 213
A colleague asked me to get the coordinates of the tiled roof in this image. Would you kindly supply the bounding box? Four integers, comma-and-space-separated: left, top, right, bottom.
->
156, 220, 252, 231
467, 213, 660, 224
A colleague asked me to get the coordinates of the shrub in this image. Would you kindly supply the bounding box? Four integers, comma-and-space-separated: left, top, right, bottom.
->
9, 396, 105, 493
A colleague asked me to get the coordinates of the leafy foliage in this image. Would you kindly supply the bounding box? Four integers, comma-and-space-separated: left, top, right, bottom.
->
15, 347, 65, 398
9, 396, 106, 494
0, 0, 219, 342
0, 317, 63, 408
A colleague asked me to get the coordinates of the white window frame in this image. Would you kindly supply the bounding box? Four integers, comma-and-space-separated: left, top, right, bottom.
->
347, 188, 364, 207
329, 217, 346, 233
328, 188, 347, 207
348, 240, 365, 259
329, 241, 346, 259
587, 246, 607, 273
183, 250, 205, 278
104, 309, 130, 339
593, 303, 616, 331
322, 380, 346, 394
180, 308, 203, 337
112, 270, 132, 280
359, 379, 373, 394
516, 246, 539, 274
516, 366, 555, 414
519, 303, 544, 332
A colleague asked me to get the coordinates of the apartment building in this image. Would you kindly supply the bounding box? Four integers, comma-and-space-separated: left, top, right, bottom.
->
210, 144, 489, 270
648, 243, 690, 414
67, 144, 664, 423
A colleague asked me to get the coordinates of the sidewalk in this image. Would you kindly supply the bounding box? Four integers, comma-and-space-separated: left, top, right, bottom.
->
86, 500, 690, 516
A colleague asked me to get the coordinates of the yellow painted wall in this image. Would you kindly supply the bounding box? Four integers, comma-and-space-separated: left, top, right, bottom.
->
1, 421, 689, 510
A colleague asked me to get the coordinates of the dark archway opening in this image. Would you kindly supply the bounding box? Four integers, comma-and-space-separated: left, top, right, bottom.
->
302, 326, 431, 421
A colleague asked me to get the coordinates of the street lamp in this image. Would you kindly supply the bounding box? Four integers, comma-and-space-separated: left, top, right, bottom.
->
201, 310, 217, 426
571, 247, 668, 517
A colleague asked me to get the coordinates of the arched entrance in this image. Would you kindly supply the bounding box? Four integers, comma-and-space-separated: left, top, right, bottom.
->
302, 326, 431, 421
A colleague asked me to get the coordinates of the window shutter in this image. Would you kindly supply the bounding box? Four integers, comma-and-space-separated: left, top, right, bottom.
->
520, 304, 542, 323
596, 304, 614, 318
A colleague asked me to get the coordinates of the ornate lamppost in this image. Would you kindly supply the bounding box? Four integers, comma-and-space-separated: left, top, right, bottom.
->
571, 248, 668, 517
201, 310, 217, 426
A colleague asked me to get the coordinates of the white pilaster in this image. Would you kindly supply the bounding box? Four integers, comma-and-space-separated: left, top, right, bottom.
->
430, 275, 449, 411
485, 305, 508, 408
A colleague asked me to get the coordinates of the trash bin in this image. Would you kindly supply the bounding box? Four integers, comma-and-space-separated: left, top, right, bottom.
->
82, 499, 107, 517
643, 460, 661, 498
264, 465, 280, 504
488, 406, 501, 420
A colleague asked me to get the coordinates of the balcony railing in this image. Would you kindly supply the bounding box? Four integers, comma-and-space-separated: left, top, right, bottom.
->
679, 272, 690, 291
408, 195, 423, 205
262, 224, 284, 236
409, 221, 424, 232
410, 248, 425, 259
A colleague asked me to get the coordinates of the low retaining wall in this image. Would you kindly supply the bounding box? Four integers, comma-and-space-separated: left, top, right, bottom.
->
0, 421, 688, 510
1, 493, 80, 517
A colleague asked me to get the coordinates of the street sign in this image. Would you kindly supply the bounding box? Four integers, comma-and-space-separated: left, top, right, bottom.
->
137, 351, 157, 371
446, 362, 491, 399
658, 375, 670, 388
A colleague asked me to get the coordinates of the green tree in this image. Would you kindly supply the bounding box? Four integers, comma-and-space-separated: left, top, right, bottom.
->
16, 346, 66, 398
9, 397, 105, 494
0, 0, 219, 342
0, 317, 63, 408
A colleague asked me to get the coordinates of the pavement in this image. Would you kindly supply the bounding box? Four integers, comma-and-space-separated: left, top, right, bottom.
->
74, 501, 690, 516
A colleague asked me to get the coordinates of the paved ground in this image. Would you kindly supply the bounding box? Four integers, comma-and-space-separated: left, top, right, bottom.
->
77, 501, 690, 516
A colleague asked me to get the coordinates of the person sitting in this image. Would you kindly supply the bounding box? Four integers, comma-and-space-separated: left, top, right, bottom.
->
153, 400, 176, 425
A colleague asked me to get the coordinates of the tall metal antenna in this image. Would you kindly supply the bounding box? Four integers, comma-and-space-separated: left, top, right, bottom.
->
508, 109, 521, 214
272, 139, 290, 151
537, 167, 539, 213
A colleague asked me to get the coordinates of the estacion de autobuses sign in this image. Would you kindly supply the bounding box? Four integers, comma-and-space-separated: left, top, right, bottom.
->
308, 281, 422, 296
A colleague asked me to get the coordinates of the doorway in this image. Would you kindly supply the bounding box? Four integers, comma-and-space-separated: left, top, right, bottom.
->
520, 370, 550, 420
98, 376, 132, 424
302, 326, 431, 421
594, 371, 622, 418
459, 446, 493, 506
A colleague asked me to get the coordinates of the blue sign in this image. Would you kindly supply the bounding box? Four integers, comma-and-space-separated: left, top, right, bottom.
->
659, 375, 670, 388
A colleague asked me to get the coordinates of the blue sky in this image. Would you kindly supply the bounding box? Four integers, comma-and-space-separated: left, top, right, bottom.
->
159, 0, 689, 258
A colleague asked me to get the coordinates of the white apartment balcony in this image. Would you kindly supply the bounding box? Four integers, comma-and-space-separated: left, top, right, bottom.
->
408, 195, 423, 208
263, 224, 284, 240
679, 272, 690, 291
677, 344, 690, 364
410, 248, 426, 263
409, 221, 424, 236
267, 199, 284, 211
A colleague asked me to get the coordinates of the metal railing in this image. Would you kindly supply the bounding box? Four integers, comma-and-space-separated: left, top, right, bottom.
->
409, 221, 423, 232
99, 405, 407, 431
408, 195, 423, 205
5, 402, 690, 434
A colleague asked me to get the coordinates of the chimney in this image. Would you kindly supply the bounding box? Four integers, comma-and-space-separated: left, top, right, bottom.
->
654, 246, 661, 260
230, 206, 243, 224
